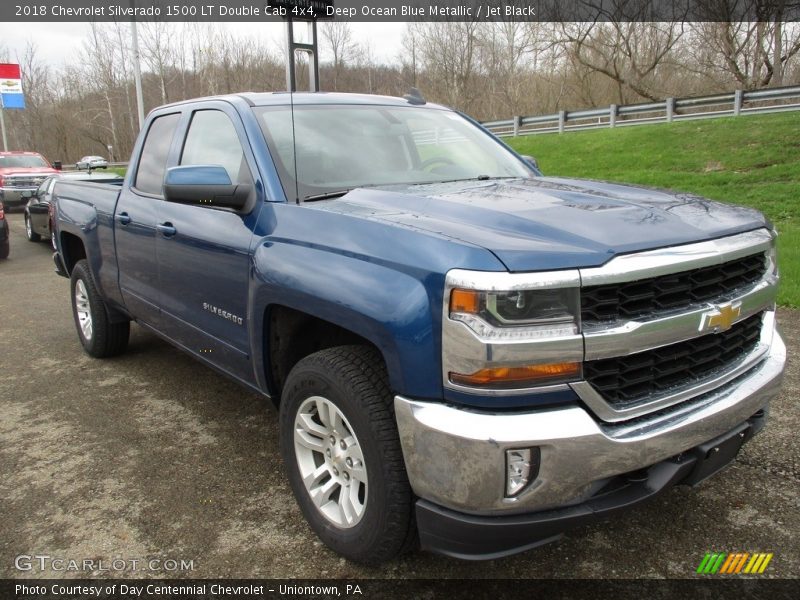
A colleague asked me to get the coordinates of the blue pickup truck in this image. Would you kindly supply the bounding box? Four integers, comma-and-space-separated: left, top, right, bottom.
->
53, 92, 785, 564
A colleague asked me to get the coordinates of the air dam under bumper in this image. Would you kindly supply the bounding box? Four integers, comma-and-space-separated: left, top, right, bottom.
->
394, 332, 785, 560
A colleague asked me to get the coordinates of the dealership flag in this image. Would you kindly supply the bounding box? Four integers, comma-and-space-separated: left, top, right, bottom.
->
0, 63, 25, 109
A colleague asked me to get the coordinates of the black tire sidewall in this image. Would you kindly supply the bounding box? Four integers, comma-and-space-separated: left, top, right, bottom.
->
70, 260, 106, 356
279, 350, 409, 563
25, 214, 41, 242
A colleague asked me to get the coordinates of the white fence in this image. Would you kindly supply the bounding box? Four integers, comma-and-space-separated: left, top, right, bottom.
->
481, 85, 800, 137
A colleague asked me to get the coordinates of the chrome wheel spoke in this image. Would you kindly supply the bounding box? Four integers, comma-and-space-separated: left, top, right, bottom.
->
314, 397, 334, 429
297, 412, 328, 438
303, 464, 329, 489
310, 477, 338, 509
339, 482, 363, 527
349, 462, 368, 485
294, 428, 326, 453
330, 409, 344, 436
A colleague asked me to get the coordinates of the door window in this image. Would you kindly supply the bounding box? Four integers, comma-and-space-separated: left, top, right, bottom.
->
180, 110, 252, 185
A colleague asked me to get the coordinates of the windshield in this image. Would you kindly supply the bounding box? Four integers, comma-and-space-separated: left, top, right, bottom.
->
0, 155, 49, 169
253, 104, 531, 201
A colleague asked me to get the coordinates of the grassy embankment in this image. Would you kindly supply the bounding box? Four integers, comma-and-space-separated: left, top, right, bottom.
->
507, 112, 800, 306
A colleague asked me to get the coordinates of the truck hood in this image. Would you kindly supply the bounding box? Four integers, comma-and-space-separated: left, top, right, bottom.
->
314, 177, 769, 271
0, 167, 58, 176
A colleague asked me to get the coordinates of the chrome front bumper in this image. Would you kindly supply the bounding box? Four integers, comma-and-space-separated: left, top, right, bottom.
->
395, 331, 785, 515
0, 186, 35, 206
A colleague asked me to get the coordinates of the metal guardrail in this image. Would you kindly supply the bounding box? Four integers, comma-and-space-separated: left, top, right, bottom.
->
482, 85, 800, 137
60, 161, 129, 171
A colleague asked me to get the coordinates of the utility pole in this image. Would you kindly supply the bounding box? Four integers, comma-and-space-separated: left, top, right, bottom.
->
0, 97, 7, 151
281, 0, 334, 92
130, 0, 145, 129
285, 19, 320, 92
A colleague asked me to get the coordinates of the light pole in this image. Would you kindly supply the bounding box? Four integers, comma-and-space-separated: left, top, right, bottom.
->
130, 0, 145, 129
0, 96, 7, 151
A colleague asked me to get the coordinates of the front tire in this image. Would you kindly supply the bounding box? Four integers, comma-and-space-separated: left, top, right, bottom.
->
279, 345, 416, 565
70, 259, 130, 357
25, 213, 41, 242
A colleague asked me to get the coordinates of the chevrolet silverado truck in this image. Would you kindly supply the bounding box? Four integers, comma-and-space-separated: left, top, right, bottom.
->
0, 151, 59, 208
53, 93, 785, 564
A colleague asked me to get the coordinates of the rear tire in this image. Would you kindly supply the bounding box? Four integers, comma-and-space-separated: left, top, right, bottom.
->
279, 345, 416, 565
25, 213, 41, 242
0, 236, 8, 259
70, 259, 130, 357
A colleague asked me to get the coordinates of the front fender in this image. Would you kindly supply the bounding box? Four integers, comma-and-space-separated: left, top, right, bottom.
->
250, 241, 443, 399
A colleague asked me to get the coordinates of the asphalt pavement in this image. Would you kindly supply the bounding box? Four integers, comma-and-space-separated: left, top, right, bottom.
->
1, 211, 798, 579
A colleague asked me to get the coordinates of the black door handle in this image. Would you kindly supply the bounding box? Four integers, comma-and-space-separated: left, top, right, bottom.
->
116, 212, 131, 225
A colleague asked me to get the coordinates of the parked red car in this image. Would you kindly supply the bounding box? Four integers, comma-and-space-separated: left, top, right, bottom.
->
0, 151, 59, 209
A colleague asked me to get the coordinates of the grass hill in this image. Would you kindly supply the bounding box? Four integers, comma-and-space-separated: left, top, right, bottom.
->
507, 112, 800, 306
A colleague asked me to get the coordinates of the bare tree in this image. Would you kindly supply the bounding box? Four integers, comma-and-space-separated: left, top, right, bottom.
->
558, 20, 687, 103
141, 22, 176, 104
82, 24, 121, 159
11, 43, 51, 152
690, 0, 800, 89
412, 21, 481, 111
321, 22, 359, 90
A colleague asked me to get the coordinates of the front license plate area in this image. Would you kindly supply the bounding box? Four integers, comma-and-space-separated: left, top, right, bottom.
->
683, 423, 749, 487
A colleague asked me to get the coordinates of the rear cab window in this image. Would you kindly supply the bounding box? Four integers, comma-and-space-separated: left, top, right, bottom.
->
134, 113, 181, 196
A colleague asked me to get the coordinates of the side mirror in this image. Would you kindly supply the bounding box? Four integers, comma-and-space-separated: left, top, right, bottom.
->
163, 165, 251, 210
53, 161, 62, 171
520, 155, 540, 172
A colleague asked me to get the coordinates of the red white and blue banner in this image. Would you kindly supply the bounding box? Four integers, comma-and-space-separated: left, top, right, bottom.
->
0, 63, 25, 109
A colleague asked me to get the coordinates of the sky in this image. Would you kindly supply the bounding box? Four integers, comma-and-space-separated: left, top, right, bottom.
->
0, 22, 407, 71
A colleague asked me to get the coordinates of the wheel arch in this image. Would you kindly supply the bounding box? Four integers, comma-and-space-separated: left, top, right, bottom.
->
59, 231, 87, 275
263, 304, 394, 407
250, 231, 445, 404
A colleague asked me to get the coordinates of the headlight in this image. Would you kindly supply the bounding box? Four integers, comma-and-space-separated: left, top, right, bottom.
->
766, 233, 778, 278
449, 287, 580, 337
443, 269, 583, 392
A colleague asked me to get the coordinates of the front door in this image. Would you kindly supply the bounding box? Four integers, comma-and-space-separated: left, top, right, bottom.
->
155, 106, 260, 383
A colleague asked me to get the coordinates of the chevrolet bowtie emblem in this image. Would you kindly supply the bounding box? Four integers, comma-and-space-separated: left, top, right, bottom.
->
701, 302, 742, 333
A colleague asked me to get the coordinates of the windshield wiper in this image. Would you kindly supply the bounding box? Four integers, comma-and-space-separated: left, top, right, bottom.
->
303, 189, 353, 202
412, 175, 520, 185
303, 183, 384, 202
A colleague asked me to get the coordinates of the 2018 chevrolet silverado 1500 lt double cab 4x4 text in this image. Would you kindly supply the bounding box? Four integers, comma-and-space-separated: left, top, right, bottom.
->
53, 92, 784, 564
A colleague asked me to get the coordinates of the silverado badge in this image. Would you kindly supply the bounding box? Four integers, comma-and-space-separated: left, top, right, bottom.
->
700, 301, 742, 333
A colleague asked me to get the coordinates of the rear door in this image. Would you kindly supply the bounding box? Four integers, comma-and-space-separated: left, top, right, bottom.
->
155, 104, 261, 383
115, 112, 180, 325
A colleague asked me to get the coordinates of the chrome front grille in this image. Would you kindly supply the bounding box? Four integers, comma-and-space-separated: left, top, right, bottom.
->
3, 176, 46, 188
584, 312, 763, 407
581, 253, 767, 324
574, 229, 777, 423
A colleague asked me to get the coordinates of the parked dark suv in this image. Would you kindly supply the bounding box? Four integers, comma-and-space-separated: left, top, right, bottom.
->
25, 171, 123, 247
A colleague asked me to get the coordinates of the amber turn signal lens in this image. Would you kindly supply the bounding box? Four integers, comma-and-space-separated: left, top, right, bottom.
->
450, 288, 481, 314
449, 362, 581, 388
